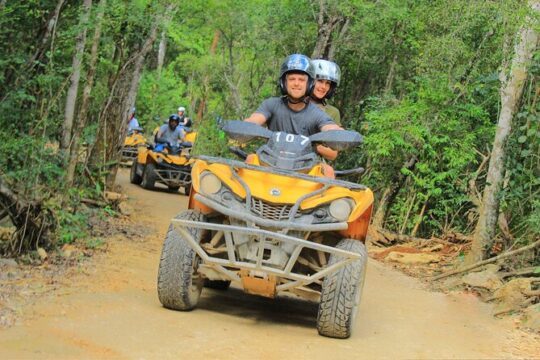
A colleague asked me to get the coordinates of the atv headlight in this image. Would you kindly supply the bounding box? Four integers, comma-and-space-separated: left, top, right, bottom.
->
200, 172, 222, 195
329, 198, 353, 222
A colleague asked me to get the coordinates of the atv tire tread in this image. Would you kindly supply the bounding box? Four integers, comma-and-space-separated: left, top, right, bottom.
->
317, 239, 367, 339
157, 210, 205, 311
130, 162, 142, 184
141, 163, 156, 189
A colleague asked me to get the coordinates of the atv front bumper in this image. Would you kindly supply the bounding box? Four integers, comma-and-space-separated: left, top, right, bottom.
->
155, 164, 191, 187
121, 146, 138, 161
171, 218, 362, 294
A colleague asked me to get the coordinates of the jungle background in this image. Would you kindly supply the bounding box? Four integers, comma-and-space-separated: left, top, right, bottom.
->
0, 0, 539, 328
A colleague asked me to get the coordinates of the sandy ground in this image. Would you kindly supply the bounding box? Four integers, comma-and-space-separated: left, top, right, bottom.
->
0, 169, 538, 359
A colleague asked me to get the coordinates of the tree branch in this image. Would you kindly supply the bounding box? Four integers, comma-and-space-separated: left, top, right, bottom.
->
432, 239, 540, 281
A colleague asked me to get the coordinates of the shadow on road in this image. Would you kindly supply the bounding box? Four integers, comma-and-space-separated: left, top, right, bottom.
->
197, 287, 318, 328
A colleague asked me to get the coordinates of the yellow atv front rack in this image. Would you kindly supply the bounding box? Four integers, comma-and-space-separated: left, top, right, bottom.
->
170, 218, 361, 298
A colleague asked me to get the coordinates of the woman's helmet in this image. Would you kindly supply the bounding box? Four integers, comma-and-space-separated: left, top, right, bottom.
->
178, 106, 186, 113
279, 54, 315, 96
311, 59, 341, 99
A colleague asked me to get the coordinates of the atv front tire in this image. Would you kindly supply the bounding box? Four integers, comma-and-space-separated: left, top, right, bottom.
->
130, 162, 142, 185
141, 163, 156, 189
317, 239, 367, 339
157, 210, 206, 311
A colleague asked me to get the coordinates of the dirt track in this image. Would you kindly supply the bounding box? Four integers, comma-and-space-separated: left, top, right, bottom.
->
0, 169, 538, 359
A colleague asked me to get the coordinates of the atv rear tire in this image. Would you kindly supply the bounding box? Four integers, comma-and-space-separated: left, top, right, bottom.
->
204, 279, 231, 290
317, 239, 367, 339
157, 210, 206, 311
168, 185, 180, 193
130, 162, 142, 185
141, 163, 156, 189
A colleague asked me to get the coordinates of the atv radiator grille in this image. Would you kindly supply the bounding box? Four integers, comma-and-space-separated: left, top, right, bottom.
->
250, 198, 300, 221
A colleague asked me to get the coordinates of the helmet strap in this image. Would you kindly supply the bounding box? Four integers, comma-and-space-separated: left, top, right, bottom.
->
284, 95, 309, 105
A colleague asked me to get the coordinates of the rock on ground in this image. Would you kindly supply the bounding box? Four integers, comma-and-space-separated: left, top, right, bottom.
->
386, 251, 442, 264
522, 303, 540, 332
462, 264, 502, 291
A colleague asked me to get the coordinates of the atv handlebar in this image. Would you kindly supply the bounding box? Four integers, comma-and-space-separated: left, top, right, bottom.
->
334, 166, 365, 177
228, 146, 248, 160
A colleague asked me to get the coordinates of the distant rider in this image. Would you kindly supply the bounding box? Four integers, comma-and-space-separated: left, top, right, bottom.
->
244, 54, 342, 160
310, 59, 341, 125
127, 107, 140, 131
156, 114, 185, 147
177, 106, 192, 129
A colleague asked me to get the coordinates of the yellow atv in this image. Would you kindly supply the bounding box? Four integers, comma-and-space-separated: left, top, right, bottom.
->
157, 121, 373, 339
121, 127, 147, 164
130, 139, 194, 195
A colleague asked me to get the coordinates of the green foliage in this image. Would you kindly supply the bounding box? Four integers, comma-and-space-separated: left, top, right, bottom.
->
1, 0, 538, 257
85, 237, 106, 250
191, 117, 229, 158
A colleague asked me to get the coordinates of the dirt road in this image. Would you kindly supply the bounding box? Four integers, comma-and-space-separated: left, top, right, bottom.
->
0, 169, 538, 359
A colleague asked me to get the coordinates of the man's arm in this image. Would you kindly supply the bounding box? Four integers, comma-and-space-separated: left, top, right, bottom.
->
321, 123, 343, 131
156, 127, 168, 144
244, 112, 267, 125
317, 123, 344, 160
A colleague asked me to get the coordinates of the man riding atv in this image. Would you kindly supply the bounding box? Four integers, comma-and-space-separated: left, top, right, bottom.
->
245, 53, 341, 161
121, 126, 147, 164
156, 114, 185, 147
130, 115, 193, 194
157, 54, 372, 339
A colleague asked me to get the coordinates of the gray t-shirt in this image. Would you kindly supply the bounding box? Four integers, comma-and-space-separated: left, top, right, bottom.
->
158, 124, 184, 146
255, 97, 335, 136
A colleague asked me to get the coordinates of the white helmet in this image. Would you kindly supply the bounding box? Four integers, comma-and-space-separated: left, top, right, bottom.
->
311, 59, 341, 99
178, 106, 186, 112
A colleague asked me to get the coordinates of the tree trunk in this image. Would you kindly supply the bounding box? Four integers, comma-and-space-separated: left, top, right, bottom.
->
2, 0, 66, 102
61, 0, 92, 154
327, 17, 349, 61
197, 30, 220, 121
410, 197, 429, 237
0, 176, 55, 255
311, 0, 350, 60
370, 156, 418, 230
221, 31, 243, 117
468, 0, 540, 263
27, 0, 66, 71
66, 0, 105, 187
104, 24, 160, 189
101, 5, 177, 188
157, 30, 167, 75
371, 188, 391, 229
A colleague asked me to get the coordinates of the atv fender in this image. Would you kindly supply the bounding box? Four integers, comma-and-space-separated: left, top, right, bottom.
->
339, 204, 372, 241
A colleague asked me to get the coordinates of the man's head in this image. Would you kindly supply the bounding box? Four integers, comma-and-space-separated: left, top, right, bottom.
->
177, 106, 185, 116
311, 59, 341, 100
168, 114, 180, 130
279, 54, 315, 100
